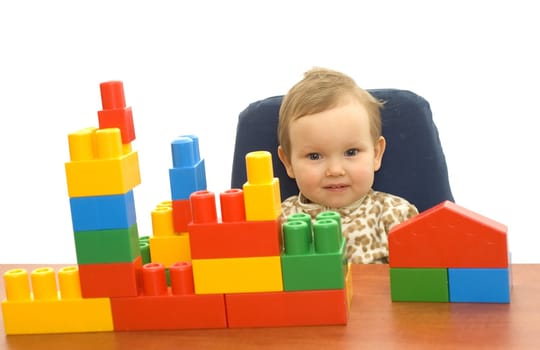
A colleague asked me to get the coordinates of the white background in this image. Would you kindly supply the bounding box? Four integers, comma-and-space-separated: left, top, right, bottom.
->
1, 1, 538, 264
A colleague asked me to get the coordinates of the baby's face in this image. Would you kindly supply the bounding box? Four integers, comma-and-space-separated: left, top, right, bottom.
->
280, 99, 384, 208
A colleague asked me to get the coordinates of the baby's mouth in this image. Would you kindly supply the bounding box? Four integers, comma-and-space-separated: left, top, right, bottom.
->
324, 184, 348, 190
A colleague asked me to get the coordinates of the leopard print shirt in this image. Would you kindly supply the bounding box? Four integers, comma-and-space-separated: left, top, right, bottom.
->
281, 189, 418, 264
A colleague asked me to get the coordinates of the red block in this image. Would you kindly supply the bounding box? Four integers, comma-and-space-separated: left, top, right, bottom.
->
188, 219, 282, 259
225, 289, 348, 328
98, 108, 135, 144
79, 256, 142, 298
100, 81, 126, 109
172, 199, 192, 233
388, 201, 508, 268
111, 261, 226, 330
110, 292, 227, 330
98, 81, 136, 144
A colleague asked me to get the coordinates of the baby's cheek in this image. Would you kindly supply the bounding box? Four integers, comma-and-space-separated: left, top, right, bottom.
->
295, 172, 320, 191
351, 169, 375, 186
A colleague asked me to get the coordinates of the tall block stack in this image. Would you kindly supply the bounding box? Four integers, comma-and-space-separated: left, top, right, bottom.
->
65, 81, 142, 298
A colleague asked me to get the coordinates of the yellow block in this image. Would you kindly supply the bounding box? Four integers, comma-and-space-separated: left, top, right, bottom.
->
1, 266, 113, 334
151, 202, 175, 237
65, 150, 141, 197
242, 178, 281, 221
192, 256, 283, 294
149, 234, 191, 267
2, 298, 113, 335
245, 151, 274, 184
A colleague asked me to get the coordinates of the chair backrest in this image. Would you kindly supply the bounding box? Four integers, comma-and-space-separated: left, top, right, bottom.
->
230, 89, 454, 212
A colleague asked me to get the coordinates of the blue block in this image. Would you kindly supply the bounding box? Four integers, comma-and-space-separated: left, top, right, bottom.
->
448, 267, 511, 303
69, 191, 136, 231
169, 135, 207, 200
169, 159, 206, 200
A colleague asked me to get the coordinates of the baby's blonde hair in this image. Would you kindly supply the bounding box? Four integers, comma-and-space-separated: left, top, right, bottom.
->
278, 67, 384, 158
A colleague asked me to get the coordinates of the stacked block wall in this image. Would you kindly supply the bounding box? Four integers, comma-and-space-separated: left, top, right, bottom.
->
1, 81, 353, 334
388, 200, 511, 303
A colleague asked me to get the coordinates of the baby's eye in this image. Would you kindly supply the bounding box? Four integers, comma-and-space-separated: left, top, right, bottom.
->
345, 148, 359, 157
307, 153, 321, 160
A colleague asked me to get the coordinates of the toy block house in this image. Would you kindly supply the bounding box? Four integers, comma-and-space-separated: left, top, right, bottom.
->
388, 201, 511, 303
1, 81, 352, 334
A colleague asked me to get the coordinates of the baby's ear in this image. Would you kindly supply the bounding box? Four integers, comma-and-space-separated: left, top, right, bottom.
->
374, 136, 386, 171
278, 146, 295, 179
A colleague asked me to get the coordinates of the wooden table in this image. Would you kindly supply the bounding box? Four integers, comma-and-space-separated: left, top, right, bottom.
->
1, 263, 539, 349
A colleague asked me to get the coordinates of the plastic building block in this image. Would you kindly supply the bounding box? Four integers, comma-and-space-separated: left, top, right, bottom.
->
242, 151, 282, 221
388, 201, 508, 268
281, 215, 347, 291
149, 234, 191, 267
73, 224, 141, 264
226, 262, 354, 328
65, 127, 141, 197
110, 263, 227, 330
1, 266, 113, 335
172, 199, 192, 232
448, 267, 511, 303
78, 256, 142, 298
188, 189, 282, 259
220, 187, 246, 221
139, 236, 151, 265
97, 81, 136, 144
148, 202, 192, 266
225, 289, 348, 328
390, 268, 449, 302
189, 219, 282, 259
150, 201, 175, 236
169, 135, 207, 200
191, 256, 283, 294
69, 190, 136, 231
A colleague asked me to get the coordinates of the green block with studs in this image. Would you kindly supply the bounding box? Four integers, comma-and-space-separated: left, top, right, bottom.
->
281, 212, 347, 291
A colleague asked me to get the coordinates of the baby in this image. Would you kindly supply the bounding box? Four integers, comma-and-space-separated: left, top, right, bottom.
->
277, 67, 418, 263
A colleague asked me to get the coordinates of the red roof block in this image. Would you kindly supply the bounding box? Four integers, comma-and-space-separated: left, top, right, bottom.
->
388, 201, 508, 268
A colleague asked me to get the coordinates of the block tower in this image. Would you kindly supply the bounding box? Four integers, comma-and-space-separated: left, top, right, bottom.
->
144, 135, 207, 271
65, 81, 142, 298
388, 200, 511, 303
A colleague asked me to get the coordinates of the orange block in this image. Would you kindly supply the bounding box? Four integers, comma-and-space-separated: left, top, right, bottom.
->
225, 289, 348, 328
110, 292, 227, 330
188, 219, 282, 259
78, 256, 142, 298
172, 199, 192, 232
98, 81, 136, 144
110, 261, 226, 330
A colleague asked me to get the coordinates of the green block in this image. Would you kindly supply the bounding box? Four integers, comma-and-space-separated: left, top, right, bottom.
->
166, 268, 171, 287
139, 236, 151, 265
281, 239, 347, 291
281, 211, 347, 291
390, 268, 449, 302
74, 224, 141, 264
